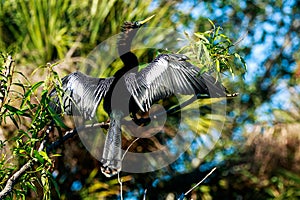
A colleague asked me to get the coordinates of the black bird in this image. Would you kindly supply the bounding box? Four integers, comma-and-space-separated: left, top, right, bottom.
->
50, 15, 155, 176
50, 16, 234, 177
50, 15, 155, 120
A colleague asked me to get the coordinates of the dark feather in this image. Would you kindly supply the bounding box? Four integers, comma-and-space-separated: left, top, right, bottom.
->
125, 54, 227, 112
50, 71, 114, 120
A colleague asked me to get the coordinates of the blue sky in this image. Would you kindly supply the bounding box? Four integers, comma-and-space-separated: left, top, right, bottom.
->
176, 1, 298, 122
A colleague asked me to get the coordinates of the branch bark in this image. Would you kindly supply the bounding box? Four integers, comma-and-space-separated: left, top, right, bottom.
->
0, 55, 14, 111
46, 122, 109, 153
0, 93, 235, 199
0, 122, 109, 199
0, 161, 33, 199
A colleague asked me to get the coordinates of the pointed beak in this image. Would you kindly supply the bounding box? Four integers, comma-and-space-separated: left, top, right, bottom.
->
139, 14, 155, 25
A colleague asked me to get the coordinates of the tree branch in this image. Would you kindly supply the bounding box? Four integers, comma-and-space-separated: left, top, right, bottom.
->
0, 122, 109, 199
46, 122, 109, 153
0, 161, 33, 199
0, 93, 235, 199
183, 167, 216, 196
146, 93, 238, 120
0, 55, 14, 111
0, 140, 48, 199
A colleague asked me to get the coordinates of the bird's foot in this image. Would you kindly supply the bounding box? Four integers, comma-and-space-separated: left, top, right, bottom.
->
100, 158, 121, 178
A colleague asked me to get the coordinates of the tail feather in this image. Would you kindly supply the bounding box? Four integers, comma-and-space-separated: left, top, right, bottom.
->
100, 110, 123, 177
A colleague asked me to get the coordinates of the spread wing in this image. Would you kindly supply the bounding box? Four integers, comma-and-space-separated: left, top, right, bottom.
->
125, 54, 227, 112
50, 71, 114, 119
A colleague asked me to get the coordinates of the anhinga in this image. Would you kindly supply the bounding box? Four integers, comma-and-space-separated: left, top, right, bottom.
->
50, 16, 234, 177
50, 15, 155, 120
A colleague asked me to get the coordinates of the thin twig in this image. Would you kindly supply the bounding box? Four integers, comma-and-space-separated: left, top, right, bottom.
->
118, 137, 140, 200
0, 161, 33, 199
183, 167, 217, 197
143, 189, 147, 200
121, 137, 140, 161
0, 139, 47, 199
118, 172, 123, 200
0, 121, 109, 199
233, 31, 248, 46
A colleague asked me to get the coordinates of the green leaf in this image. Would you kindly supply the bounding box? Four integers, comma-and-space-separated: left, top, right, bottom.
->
47, 106, 68, 129
234, 53, 247, 70
13, 82, 26, 93
21, 81, 44, 107
9, 115, 19, 129
194, 32, 209, 43
199, 67, 209, 75
26, 181, 37, 192
39, 151, 52, 164
41, 170, 48, 186
33, 150, 44, 164
40, 89, 49, 105
216, 59, 220, 72
4, 104, 20, 113
207, 18, 215, 29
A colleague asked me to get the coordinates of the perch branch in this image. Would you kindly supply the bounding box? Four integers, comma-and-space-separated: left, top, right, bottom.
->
46, 122, 109, 153
0, 90, 235, 199
152, 93, 238, 119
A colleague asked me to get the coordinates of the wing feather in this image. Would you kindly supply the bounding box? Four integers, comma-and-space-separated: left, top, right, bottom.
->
50, 71, 114, 119
125, 54, 227, 112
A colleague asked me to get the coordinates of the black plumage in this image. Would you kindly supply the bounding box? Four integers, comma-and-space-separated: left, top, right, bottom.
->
49, 16, 233, 177
125, 54, 227, 113
50, 72, 114, 120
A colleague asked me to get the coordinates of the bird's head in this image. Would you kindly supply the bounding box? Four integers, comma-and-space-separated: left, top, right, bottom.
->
122, 15, 155, 32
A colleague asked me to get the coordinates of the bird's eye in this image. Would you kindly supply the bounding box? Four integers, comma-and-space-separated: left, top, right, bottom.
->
134, 21, 140, 27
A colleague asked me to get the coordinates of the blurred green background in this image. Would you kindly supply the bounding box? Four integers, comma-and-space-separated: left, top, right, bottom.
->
1, 0, 300, 199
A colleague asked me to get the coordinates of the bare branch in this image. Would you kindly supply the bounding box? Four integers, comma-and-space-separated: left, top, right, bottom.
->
118, 137, 140, 200
152, 94, 238, 119
0, 55, 14, 110
143, 189, 147, 200
121, 137, 140, 161
0, 161, 33, 199
179, 167, 217, 199
46, 122, 109, 153
0, 140, 48, 199
0, 121, 109, 199
118, 172, 123, 200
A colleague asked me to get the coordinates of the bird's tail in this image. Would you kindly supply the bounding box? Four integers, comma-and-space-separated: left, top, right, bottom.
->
100, 110, 123, 177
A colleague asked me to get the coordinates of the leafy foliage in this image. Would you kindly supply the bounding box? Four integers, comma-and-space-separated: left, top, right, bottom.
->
0, 54, 61, 199
0, 0, 299, 199
178, 19, 247, 80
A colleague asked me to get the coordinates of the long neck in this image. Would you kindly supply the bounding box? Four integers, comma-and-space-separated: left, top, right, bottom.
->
117, 25, 139, 74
